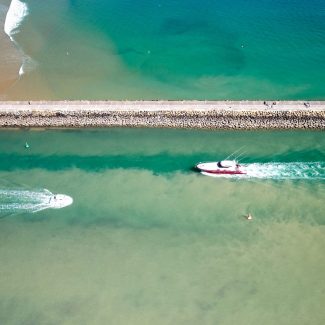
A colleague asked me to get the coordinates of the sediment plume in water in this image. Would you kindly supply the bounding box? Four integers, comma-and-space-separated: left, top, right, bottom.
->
0, 188, 73, 214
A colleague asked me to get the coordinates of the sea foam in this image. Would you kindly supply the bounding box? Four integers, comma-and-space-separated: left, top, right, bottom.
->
3, 0, 37, 77
244, 162, 325, 180
4, 0, 29, 41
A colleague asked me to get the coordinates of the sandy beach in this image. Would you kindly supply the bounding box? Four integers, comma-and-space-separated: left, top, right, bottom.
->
0, 100, 324, 129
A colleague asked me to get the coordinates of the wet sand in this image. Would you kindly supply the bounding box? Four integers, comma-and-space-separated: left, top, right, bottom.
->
0, 101, 324, 129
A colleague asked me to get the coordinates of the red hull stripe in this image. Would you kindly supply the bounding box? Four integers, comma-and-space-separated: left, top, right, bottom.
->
200, 169, 246, 175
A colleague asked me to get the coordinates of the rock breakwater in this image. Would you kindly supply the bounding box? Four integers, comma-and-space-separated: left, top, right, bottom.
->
0, 101, 324, 129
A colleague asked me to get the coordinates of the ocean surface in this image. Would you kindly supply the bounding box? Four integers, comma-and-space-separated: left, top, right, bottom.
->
0, 128, 324, 324
1, 0, 325, 99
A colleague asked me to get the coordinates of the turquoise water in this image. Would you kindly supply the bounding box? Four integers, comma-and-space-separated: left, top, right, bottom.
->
2, 0, 325, 99
0, 128, 324, 324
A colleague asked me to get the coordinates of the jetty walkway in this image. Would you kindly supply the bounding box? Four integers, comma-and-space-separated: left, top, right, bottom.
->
0, 100, 324, 129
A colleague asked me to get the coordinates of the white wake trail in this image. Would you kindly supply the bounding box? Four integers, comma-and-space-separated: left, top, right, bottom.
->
0, 189, 73, 214
244, 162, 325, 180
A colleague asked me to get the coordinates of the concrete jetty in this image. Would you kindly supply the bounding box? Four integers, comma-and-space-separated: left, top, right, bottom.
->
0, 100, 324, 129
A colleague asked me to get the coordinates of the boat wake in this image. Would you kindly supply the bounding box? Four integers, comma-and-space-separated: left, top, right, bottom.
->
201, 162, 325, 180
0, 188, 73, 214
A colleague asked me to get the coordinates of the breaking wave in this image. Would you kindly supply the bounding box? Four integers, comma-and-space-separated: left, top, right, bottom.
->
0, 188, 73, 214
4, 0, 28, 40
4, 0, 36, 76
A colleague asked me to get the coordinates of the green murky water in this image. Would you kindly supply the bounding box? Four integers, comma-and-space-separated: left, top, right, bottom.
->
0, 128, 324, 324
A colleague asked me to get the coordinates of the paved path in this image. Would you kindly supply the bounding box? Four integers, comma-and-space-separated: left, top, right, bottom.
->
0, 100, 324, 112
0, 101, 324, 129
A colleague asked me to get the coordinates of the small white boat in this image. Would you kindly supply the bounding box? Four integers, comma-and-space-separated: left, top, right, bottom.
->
196, 160, 246, 176
48, 194, 73, 209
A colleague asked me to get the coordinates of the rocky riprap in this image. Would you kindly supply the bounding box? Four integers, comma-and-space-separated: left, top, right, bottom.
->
0, 101, 324, 129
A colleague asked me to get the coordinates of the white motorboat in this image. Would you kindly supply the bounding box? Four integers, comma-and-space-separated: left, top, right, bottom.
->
196, 160, 246, 175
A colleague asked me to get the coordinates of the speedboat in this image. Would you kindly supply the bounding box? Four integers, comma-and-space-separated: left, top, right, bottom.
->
196, 160, 246, 175
48, 194, 73, 209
